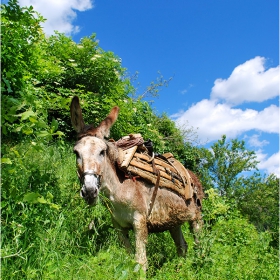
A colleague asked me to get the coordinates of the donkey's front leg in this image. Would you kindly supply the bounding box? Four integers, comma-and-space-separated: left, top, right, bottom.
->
133, 214, 148, 271
112, 218, 132, 254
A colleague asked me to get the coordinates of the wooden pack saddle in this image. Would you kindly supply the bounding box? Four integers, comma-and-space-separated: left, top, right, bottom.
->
115, 134, 195, 200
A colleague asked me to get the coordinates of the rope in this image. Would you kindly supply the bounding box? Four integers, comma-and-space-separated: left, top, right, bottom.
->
115, 136, 144, 150
147, 168, 160, 217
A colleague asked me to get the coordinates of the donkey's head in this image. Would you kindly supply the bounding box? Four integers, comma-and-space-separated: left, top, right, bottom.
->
70, 96, 119, 205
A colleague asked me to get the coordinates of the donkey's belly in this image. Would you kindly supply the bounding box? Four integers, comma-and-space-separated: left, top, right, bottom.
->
147, 192, 196, 233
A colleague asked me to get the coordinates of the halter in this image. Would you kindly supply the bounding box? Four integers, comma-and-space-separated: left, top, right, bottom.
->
79, 171, 101, 190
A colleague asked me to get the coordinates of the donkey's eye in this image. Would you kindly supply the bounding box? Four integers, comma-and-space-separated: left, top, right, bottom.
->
74, 150, 80, 158
75, 152, 82, 166
100, 150, 105, 157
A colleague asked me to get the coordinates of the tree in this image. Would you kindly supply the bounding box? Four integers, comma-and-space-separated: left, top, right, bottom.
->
1, 0, 52, 140
1, 1, 133, 141
199, 135, 259, 196
237, 173, 279, 247
1, 2, 196, 152
1, 0, 45, 95
198, 135, 279, 247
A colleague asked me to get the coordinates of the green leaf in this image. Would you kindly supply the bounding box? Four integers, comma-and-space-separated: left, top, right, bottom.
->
37, 196, 47, 204
36, 131, 51, 137
1, 200, 8, 209
2, 77, 13, 93
49, 203, 60, 210
46, 191, 53, 201
53, 131, 65, 137
14, 125, 23, 132
22, 127, 33, 135
23, 192, 47, 204
37, 120, 48, 128
1, 158, 12, 164
20, 110, 36, 121
29, 116, 38, 123
22, 192, 60, 209
51, 118, 58, 132
23, 192, 41, 203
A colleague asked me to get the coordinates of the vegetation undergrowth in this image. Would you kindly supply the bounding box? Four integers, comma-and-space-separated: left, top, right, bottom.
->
1, 142, 278, 279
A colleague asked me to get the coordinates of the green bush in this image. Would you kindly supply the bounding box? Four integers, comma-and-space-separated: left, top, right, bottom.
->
2, 142, 278, 279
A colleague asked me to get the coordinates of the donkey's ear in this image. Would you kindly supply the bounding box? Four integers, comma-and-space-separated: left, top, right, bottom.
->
70, 96, 85, 133
96, 106, 120, 138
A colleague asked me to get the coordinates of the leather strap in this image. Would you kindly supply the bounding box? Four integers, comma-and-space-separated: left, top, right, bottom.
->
147, 164, 160, 217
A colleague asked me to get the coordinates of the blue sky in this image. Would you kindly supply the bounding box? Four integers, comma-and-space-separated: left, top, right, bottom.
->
18, 0, 279, 176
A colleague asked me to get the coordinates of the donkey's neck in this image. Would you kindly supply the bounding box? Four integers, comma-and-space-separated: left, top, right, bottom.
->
100, 155, 120, 198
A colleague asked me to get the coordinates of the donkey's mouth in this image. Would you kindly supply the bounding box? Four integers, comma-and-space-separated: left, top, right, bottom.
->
80, 186, 98, 206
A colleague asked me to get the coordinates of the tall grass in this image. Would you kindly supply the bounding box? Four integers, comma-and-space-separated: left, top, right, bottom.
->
1, 141, 278, 279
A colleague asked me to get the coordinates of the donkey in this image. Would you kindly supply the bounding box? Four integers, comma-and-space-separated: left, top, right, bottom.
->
70, 96, 203, 271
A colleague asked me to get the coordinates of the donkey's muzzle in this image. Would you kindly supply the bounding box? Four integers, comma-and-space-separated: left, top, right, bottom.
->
80, 185, 98, 205
80, 172, 101, 205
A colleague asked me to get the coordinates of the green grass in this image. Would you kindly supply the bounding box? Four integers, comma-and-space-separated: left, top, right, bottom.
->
1, 141, 278, 279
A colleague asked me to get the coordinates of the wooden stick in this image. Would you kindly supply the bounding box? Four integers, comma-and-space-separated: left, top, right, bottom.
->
129, 159, 183, 186
134, 153, 177, 173
120, 146, 138, 168
127, 166, 185, 196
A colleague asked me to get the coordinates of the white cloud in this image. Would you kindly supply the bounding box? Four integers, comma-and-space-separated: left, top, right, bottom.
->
19, 0, 94, 35
172, 99, 279, 143
172, 57, 279, 176
246, 134, 269, 148
211, 56, 279, 105
256, 150, 280, 177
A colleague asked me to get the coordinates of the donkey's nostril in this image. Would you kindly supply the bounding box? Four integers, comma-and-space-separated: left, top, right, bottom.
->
93, 188, 98, 197
80, 189, 86, 198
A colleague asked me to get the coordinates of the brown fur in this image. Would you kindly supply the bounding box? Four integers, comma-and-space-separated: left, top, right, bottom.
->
70, 96, 204, 271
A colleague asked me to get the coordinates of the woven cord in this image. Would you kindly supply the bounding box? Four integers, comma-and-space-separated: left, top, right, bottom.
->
115, 137, 144, 150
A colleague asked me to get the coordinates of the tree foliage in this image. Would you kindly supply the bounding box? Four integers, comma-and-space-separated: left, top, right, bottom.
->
199, 135, 259, 195
1, 0, 44, 95
237, 173, 279, 247
1, 0, 188, 153
198, 135, 279, 246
